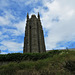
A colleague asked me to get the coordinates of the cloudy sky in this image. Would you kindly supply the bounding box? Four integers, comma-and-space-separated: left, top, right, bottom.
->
0, 0, 75, 54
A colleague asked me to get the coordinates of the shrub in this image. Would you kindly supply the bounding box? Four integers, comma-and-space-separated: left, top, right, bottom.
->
64, 60, 75, 74
0, 50, 58, 61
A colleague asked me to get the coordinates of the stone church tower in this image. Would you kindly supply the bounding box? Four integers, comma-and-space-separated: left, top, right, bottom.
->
23, 13, 46, 53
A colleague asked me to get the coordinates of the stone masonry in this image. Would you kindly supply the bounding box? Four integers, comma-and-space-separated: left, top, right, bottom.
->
23, 13, 46, 53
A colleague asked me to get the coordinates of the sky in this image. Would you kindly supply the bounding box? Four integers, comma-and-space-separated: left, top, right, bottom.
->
0, 0, 75, 54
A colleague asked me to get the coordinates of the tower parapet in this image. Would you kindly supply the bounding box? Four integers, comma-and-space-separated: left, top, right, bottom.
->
38, 12, 40, 20
27, 13, 29, 20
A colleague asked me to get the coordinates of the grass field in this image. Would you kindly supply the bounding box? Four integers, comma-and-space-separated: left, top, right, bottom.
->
0, 50, 75, 75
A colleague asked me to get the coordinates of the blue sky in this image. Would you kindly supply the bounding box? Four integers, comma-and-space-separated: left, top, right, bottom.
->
0, 0, 75, 54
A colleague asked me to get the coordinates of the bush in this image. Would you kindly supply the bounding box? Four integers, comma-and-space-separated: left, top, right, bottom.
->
0, 62, 18, 75
0, 50, 75, 75
0, 50, 74, 62
64, 60, 75, 74
0, 50, 60, 62
65, 60, 75, 71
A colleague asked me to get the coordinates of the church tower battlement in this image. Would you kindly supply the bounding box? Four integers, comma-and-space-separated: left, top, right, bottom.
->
23, 13, 46, 53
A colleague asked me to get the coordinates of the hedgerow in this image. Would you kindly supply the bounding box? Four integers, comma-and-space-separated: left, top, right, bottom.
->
0, 50, 62, 61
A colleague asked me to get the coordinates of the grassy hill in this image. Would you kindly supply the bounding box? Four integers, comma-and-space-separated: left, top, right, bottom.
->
0, 50, 75, 75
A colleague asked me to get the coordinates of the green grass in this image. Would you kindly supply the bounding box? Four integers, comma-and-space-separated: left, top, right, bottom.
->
0, 50, 62, 61
0, 50, 75, 75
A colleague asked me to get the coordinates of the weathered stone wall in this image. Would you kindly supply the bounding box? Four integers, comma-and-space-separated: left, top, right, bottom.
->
23, 13, 46, 53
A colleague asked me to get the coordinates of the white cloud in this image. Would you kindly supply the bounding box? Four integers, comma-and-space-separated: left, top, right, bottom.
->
0, 34, 9, 40
32, 0, 75, 50
0, 52, 8, 54
0, 45, 7, 51
0, 19, 26, 37
13, 20, 26, 36
0, 0, 9, 9
0, 41, 23, 52
0, 31, 2, 35
0, 16, 10, 25
0, 11, 16, 26
0, 0, 75, 53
